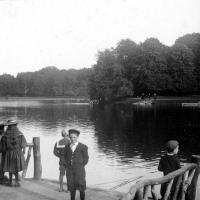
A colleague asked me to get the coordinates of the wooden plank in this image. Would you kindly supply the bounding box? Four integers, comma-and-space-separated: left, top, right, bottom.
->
172, 175, 182, 200
143, 185, 150, 200
22, 145, 33, 179
163, 179, 173, 200
33, 137, 42, 180
151, 185, 159, 200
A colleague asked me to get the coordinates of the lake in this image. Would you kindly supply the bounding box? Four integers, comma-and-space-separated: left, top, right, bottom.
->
0, 97, 200, 192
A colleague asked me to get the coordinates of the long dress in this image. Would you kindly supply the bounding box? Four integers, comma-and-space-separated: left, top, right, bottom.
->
1, 126, 27, 173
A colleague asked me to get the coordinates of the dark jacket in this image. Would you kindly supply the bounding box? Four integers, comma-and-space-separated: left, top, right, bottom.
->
53, 138, 70, 165
158, 154, 181, 198
64, 142, 89, 191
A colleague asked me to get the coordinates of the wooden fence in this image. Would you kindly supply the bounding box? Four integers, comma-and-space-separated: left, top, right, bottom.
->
120, 155, 200, 200
22, 137, 42, 180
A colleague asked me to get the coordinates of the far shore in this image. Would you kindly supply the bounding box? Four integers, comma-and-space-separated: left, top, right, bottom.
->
0, 95, 200, 104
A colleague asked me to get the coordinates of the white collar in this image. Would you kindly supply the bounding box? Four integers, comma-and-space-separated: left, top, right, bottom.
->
71, 142, 78, 146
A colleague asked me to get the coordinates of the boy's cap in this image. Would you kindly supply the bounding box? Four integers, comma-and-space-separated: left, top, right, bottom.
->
68, 129, 80, 136
166, 140, 179, 152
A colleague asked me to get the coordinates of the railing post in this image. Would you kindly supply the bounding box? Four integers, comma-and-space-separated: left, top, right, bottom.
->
186, 155, 200, 200
33, 137, 42, 180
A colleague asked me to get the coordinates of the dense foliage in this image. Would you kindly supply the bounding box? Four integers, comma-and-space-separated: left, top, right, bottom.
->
0, 33, 200, 100
0, 67, 91, 97
89, 33, 200, 101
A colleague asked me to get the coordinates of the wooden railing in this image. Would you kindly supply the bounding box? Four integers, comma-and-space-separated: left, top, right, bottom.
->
22, 137, 42, 180
120, 155, 200, 200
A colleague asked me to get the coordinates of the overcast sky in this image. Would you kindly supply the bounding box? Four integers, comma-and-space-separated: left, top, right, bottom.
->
0, 0, 200, 76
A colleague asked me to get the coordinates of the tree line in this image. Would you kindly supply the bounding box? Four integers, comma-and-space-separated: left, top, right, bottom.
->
0, 33, 200, 101
89, 33, 200, 102
0, 67, 91, 97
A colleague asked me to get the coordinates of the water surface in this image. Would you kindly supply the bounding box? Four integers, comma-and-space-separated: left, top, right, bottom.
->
0, 97, 200, 192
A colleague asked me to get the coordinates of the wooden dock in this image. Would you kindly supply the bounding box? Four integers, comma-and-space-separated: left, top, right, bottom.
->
0, 179, 122, 200
0, 178, 200, 200
1, 137, 200, 200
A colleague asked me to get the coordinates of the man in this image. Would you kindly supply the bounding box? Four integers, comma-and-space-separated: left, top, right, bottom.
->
65, 129, 89, 200
53, 129, 70, 192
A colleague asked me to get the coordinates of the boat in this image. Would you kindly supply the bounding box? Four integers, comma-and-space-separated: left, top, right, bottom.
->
133, 99, 153, 106
181, 102, 200, 107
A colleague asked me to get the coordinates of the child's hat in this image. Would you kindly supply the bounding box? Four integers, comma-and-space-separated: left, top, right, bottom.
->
5, 120, 18, 126
166, 140, 179, 152
68, 129, 80, 136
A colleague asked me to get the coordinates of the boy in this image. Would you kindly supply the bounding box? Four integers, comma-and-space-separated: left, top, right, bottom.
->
53, 129, 70, 192
64, 129, 89, 200
158, 140, 181, 199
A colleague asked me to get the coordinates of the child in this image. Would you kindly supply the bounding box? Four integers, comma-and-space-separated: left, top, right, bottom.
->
53, 129, 70, 192
158, 140, 181, 199
64, 129, 89, 200
1, 120, 27, 187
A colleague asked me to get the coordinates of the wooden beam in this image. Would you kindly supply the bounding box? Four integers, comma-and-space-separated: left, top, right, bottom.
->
33, 137, 42, 180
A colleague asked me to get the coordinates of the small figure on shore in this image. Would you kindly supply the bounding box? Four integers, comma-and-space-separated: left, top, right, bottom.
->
158, 140, 181, 199
141, 93, 145, 100
65, 129, 89, 200
1, 120, 27, 187
148, 93, 151, 100
53, 129, 70, 192
153, 93, 157, 101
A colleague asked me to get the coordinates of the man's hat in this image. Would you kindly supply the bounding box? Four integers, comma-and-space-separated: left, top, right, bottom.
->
5, 120, 18, 126
68, 129, 80, 136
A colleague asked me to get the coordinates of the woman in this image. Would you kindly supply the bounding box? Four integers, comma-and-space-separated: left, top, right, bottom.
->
0, 121, 6, 184
1, 120, 27, 186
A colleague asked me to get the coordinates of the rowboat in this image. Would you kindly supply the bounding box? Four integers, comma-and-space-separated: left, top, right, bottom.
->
182, 102, 200, 107
133, 100, 154, 106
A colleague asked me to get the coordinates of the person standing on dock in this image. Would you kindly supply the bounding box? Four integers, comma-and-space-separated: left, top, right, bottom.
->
65, 129, 89, 200
53, 129, 70, 192
1, 120, 27, 187
158, 140, 181, 199
0, 121, 6, 184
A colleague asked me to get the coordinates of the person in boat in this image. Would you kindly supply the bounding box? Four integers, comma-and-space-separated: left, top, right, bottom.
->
53, 129, 70, 192
64, 129, 89, 200
1, 120, 27, 187
158, 140, 181, 199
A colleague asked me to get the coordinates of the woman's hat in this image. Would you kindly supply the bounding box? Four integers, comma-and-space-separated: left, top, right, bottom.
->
5, 120, 18, 126
68, 129, 80, 136
0, 121, 5, 127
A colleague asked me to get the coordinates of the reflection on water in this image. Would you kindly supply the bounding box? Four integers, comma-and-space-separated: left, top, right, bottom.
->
0, 98, 200, 192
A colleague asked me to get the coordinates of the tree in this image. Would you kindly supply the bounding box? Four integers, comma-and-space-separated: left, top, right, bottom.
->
175, 33, 200, 92
168, 44, 195, 93
89, 49, 133, 101
0, 74, 17, 96
137, 38, 170, 94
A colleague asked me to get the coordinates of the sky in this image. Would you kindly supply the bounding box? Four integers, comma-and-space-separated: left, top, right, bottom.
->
0, 0, 200, 76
